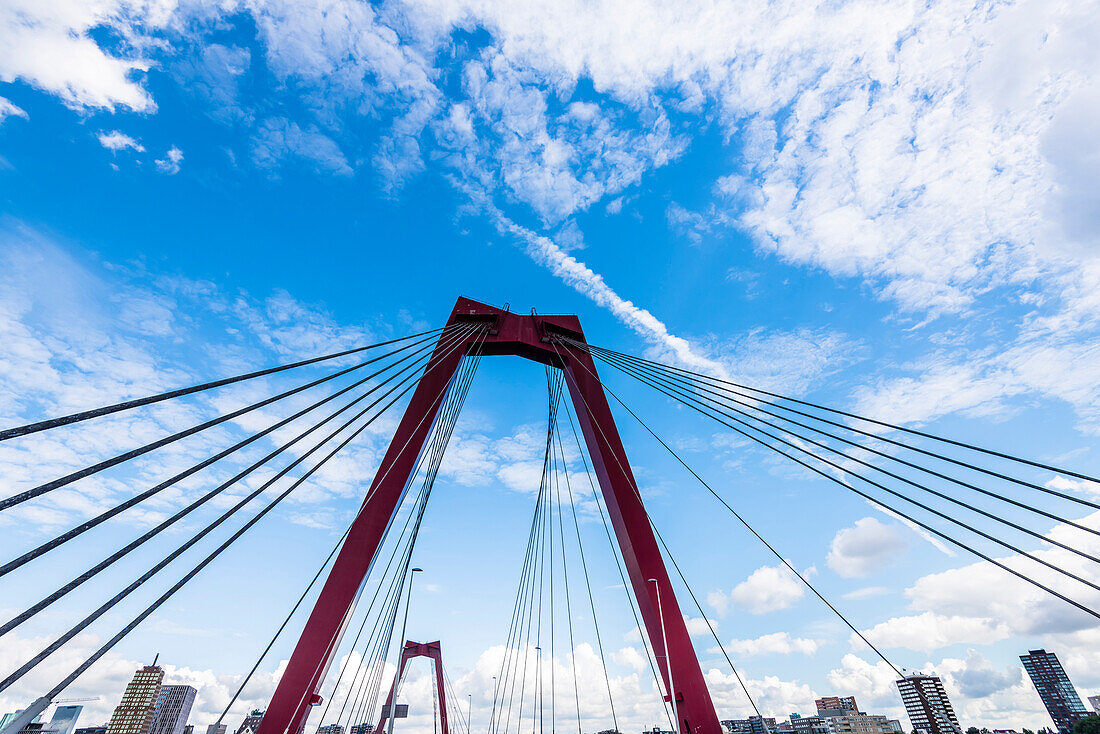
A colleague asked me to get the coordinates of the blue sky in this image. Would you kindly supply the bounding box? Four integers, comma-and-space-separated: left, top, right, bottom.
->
1, 1, 1100, 733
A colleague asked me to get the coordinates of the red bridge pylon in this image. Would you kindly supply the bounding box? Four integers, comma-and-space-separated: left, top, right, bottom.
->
376, 640, 449, 734
258, 297, 721, 734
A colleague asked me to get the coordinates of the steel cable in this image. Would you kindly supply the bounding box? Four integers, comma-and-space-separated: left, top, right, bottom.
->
0, 330, 454, 579
578, 345, 1100, 620
0, 327, 475, 637
9, 325, 479, 701
576, 341, 1100, 507
0, 327, 446, 441
1, 329, 451, 511
588, 348, 1100, 595
586, 344, 1100, 547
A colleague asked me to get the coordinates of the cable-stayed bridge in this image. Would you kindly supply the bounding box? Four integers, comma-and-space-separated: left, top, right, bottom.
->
2, 297, 1097, 734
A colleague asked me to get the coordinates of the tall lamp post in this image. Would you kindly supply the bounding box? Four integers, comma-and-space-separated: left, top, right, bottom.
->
486, 677, 495, 734
389, 567, 423, 734
650, 578, 678, 734
467, 694, 472, 734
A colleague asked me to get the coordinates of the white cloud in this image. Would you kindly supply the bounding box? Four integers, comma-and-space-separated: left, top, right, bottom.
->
0, 0, 161, 112
825, 653, 903, 712
827, 517, 908, 578
683, 615, 718, 637
1046, 475, 1100, 498
903, 511, 1100, 638
98, 131, 145, 153
856, 612, 1012, 653
722, 632, 821, 656
155, 146, 184, 175
251, 118, 349, 177
0, 222, 396, 535
0, 95, 27, 123
842, 586, 890, 600
713, 562, 810, 616
492, 211, 727, 375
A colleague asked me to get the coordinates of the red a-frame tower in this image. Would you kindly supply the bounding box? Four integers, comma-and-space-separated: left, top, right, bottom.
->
257, 298, 721, 734
376, 641, 449, 734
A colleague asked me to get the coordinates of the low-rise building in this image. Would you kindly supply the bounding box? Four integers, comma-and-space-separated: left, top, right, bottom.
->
723, 718, 778, 734
820, 714, 896, 734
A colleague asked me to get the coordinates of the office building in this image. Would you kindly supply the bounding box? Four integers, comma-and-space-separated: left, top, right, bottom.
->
206, 725, 227, 734
1090, 697, 1100, 715
895, 673, 961, 734
150, 686, 196, 734
317, 726, 344, 734
816, 699, 860, 716
642, 729, 674, 734
348, 725, 372, 734
49, 707, 84, 734
1021, 649, 1092, 734
183, 727, 193, 734
108, 664, 165, 734
75, 728, 107, 734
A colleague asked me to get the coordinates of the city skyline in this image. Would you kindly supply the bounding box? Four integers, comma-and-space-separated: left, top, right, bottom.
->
7, 655, 1092, 734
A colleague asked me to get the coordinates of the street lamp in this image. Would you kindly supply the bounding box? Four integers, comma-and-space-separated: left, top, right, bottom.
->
389, 567, 423, 734
649, 578, 678, 734
467, 694, 472, 734
488, 677, 498, 734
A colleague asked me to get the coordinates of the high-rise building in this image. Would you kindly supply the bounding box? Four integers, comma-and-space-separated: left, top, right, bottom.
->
49, 706, 84, 734
347, 725, 372, 734
316, 726, 344, 734
206, 725, 227, 734
108, 664, 165, 734
1090, 696, 1100, 715
816, 699, 860, 716
235, 712, 264, 734
184, 726, 194, 734
1021, 649, 1093, 734
150, 685, 196, 734
895, 673, 961, 734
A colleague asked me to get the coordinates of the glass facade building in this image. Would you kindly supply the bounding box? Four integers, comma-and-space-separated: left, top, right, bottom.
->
1021, 649, 1091, 734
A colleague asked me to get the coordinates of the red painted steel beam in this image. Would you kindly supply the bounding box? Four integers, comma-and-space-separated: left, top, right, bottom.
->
257, 297, 720, 734
375, 640, 448, 734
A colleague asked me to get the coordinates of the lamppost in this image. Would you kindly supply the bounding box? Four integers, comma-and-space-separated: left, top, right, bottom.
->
488, 676, 498, 734
649, 578, 678, 734
534, 646, 543, 734
389, 567, 423, 734
468, 694, 472, 734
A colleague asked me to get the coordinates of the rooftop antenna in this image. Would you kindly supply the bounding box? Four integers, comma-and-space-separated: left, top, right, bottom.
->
152, 653, 160, 667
